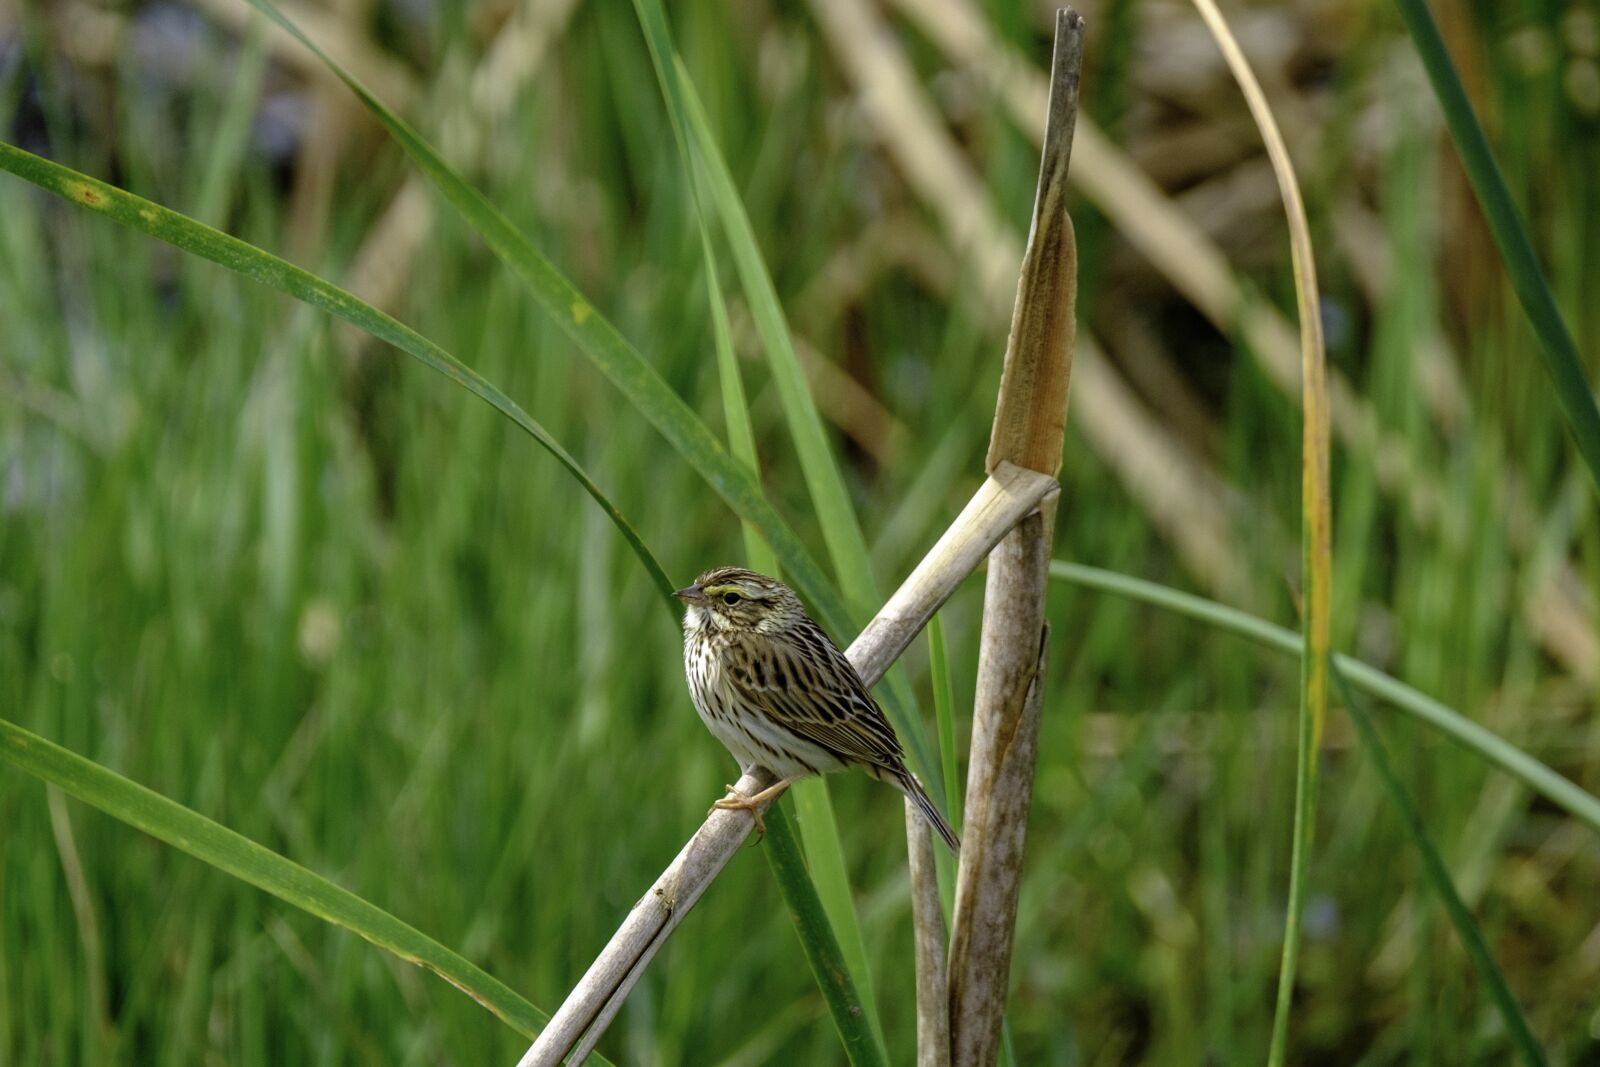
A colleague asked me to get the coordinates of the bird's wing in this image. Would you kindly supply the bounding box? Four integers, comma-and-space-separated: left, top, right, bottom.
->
727, 622, 907, 772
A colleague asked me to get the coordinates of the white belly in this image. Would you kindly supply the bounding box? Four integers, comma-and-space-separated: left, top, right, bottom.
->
685, 635, 845, 779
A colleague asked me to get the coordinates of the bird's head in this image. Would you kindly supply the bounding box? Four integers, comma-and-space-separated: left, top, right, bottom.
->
675, 567, 804, 634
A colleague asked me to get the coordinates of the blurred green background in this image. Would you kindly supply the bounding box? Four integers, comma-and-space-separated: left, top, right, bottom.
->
2, 0, 1598, 1062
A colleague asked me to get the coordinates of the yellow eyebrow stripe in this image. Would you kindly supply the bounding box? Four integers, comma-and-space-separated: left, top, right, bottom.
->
703, 584, 760, 599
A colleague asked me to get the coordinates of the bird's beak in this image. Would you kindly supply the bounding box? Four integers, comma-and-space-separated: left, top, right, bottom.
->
673, 583, 703, 602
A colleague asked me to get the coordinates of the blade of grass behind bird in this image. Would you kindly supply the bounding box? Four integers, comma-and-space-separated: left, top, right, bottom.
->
928, 614, 961, 838
667, 60, 875, 610
633, 6, 945, 1052
630, 0, 874, 624
0, 719, 590, 1056
667, 46, 943, 793
0, 142, 677, 621
761, 802, 888, 1067
676, 79, 889, 1062
1187, 2, 1332, 1059
627, 0, 940, 790
1393, 0, 1600, 492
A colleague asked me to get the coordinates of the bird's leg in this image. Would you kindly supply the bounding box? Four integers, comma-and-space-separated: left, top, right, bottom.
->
709, 775, 806, 836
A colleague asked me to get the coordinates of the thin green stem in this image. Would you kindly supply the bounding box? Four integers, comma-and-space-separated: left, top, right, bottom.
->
1268, 674, 1319, 1065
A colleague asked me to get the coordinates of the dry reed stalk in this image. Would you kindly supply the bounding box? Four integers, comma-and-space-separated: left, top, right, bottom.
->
948, 516, 1053, 1066
518, 461, 1059, 1065
942, 13, 1082, 1065
906, 803, 951, 1067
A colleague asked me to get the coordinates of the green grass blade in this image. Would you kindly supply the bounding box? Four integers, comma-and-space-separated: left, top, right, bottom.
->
667, 56, 876, 612
630, 2, 879, 623
1330, 666, 1547, 1065
635, 17, 888, 1047
703, 244, 771, 570
1048, 562, 1600, 835
630, 0, 938, 796
0, 140, 677, 619
1393, 0, 1600, 491
664, 29, 939, 793
0, 719, 595, 1056
781, 782, 886, 1053
701, 266, 888, 1056
714, 247, 891, 1058
234, 0, 859, 650
761, 801, 888, 1067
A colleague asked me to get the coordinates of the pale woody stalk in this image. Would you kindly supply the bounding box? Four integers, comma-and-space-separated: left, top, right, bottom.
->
948, 12, 1082, 1065
906, 801, 951, 1067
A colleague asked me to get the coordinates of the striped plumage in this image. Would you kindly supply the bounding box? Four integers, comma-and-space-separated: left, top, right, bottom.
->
676, 566, 959, 852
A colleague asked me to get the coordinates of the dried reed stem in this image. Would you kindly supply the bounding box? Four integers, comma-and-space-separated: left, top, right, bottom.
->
519, 462, 1057, 1065
981, 18, 1081, 479
946, 12, 1083, 1066
906, 805, 951, 1067
948, 517, 1053, 1064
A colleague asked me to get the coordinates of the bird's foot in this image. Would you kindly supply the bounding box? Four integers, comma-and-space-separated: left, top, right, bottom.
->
710, 784, 767, 836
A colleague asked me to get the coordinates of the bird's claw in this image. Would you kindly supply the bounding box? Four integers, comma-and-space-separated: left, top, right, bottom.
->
709, 785, 767, 837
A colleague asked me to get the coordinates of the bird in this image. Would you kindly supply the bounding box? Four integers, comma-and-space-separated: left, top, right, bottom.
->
676, 566, 959, 851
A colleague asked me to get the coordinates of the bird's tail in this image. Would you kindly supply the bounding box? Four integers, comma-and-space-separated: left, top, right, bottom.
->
895, 771, 961, 853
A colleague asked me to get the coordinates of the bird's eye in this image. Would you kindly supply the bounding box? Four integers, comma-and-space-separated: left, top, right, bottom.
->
721, 592, 742, 606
